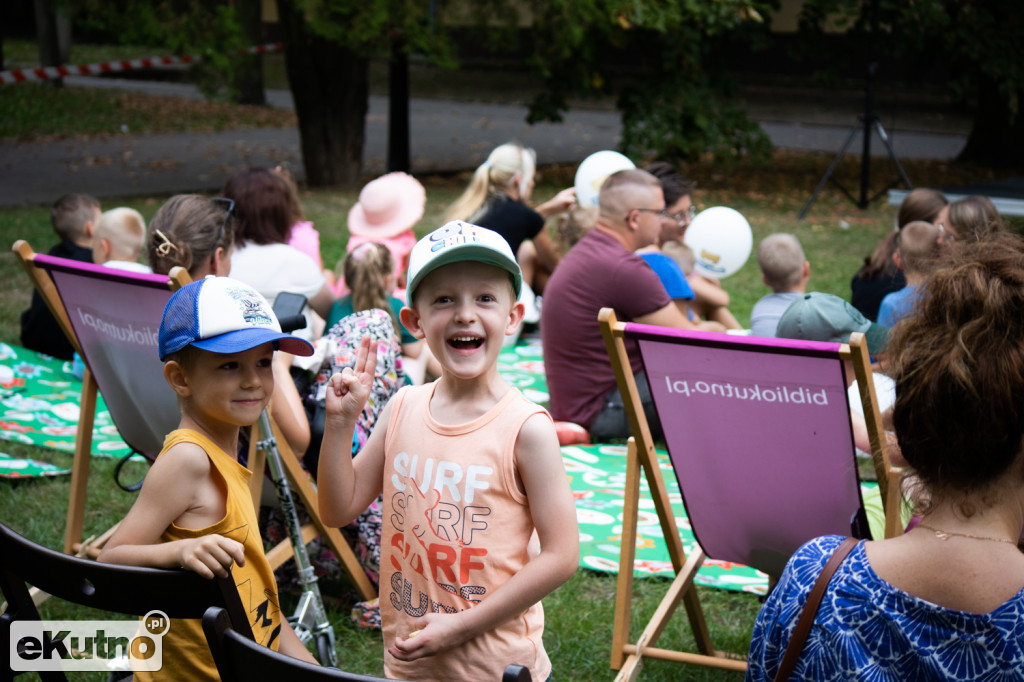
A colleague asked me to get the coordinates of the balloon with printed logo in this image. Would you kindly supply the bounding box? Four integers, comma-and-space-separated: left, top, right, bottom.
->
574, 151, 636, 207
683, 207, 753, 279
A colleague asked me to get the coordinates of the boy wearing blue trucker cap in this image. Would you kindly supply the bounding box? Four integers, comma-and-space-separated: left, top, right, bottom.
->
318, 222, 579, 681
100, 276, 319, 679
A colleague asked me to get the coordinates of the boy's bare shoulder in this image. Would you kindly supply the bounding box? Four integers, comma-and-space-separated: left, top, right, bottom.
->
513, 411, 560, 463
153, 440, 214, 481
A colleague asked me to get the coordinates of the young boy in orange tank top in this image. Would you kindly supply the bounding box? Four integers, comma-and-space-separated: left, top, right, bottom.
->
318, 222, 579, 681
100, 276, 320, 679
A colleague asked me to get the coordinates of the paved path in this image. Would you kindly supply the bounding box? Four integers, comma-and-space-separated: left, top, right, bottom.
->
0, 77, 969, 207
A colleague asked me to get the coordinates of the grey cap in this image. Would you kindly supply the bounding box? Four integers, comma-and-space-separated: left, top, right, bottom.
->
776, 292, 889, 354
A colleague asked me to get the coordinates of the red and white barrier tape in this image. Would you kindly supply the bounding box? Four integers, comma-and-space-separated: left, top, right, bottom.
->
0, 42, 283, 85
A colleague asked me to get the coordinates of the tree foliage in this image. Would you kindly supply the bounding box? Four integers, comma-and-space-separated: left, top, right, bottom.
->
796, 0, 1024, 165
71, 0, 251, 99
62, 0, 781, 180
523, 0, 775, 166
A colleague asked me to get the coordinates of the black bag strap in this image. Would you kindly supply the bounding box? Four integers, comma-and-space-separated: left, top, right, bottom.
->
773, 537, 859, 681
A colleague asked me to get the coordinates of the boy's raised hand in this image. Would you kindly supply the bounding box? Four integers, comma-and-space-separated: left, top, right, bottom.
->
325, 334, 378, 424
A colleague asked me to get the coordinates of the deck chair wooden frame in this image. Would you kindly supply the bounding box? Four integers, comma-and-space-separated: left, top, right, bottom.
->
598, 308, 901, 680
12, 241, 376, 601
0, 521, 253, 682
202, 606, 533, 682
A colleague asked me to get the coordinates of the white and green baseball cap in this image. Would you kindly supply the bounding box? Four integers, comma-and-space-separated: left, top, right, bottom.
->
406, 221, 523, 302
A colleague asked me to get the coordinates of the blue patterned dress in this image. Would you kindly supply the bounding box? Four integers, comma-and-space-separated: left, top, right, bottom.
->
746, 535, 1024, 681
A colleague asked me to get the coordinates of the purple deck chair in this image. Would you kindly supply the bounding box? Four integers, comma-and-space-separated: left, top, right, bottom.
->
14, 240, 188, 555
598, 307, 900, 679
13, 241, 377, 601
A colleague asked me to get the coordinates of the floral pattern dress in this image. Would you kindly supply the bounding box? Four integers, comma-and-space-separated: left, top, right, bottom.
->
747, 535, 1024, 681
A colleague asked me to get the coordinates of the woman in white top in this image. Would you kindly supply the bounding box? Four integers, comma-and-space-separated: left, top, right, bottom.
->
222, 167, 335, 340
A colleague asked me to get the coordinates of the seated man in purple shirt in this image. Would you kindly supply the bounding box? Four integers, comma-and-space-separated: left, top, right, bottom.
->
541, 169, 724, 442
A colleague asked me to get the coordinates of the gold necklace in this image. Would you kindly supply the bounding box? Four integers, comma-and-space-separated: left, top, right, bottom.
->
916, 523, 1017, 545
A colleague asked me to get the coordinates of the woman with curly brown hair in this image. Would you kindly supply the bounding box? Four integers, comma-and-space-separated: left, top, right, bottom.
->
749, 231, 1024, 680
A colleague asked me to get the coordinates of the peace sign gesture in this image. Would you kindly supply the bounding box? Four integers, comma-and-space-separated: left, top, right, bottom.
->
324, 334, 378, 426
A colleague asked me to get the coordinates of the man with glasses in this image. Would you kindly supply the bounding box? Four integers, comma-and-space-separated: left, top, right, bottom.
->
541, 169, 725, 443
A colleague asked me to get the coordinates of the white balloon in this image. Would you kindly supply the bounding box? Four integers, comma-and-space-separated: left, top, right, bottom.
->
683, 206, 753, 279
574, 151, 636, 207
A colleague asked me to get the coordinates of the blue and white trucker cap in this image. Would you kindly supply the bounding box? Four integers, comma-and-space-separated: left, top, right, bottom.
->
406, 221, 523, 303
158, 276, 314, 360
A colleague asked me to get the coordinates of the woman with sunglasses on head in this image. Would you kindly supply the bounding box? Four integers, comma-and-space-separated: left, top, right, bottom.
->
641, 162, 743, 329
148, 194, 235, 279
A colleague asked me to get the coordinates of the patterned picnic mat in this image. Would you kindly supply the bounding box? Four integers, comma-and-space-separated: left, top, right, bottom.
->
497, 336, 770, 594
0, 451, 71, 478
0, 342, 131, 460
0, 335, 767, 593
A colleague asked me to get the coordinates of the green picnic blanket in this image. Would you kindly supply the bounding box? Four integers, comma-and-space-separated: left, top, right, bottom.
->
497, 336, 770, 594
0, 451, 71, 478
0, 342, 131, 459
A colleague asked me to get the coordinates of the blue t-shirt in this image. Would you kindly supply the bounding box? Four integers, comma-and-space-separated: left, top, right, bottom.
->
747, 535, 1024, 681
877, 284, 918, 328
640, 252, 695, 300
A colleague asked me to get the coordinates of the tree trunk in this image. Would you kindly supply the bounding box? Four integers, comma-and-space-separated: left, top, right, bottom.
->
276, 0, 368, 187
33, 0, 70, 87
233, 0, 266, 105
387, 38, 410, 173
957, 78, 1024, 167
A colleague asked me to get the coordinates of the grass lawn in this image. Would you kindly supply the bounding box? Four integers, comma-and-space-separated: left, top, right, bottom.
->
2, 74, 1023, 679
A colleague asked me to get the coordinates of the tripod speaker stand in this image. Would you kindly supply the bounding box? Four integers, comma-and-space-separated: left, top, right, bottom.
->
798, 61, 913, 219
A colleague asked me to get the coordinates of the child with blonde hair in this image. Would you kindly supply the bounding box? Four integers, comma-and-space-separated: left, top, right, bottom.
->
92, 207, 151, 273
318, 222, 579, 681
326, 241, 438, 383
750, 233, 810, 337
877, 220, 941, 327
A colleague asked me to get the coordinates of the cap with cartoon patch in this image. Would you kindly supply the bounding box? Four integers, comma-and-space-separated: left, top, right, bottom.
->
406, 221, 523, 302
158, 276, 314, 360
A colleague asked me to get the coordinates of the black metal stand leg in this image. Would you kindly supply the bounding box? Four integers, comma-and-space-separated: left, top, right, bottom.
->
798, 116, 914, 219
873, 119, 913, 192
798, 123, 862, 219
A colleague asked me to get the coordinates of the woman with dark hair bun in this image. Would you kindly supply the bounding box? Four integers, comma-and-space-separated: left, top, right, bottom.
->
850, 187, 947, 321
748, 231, 1024, 680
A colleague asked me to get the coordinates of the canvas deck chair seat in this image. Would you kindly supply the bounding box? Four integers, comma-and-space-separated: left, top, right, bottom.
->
12, 241, 375, 601
598, 308, 901, 680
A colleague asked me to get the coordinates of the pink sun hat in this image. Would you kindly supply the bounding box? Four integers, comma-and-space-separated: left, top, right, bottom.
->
348, 172, 426, 238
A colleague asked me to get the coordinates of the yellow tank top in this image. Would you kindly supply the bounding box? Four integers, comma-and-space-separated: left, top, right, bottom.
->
135, 429, 281, 682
